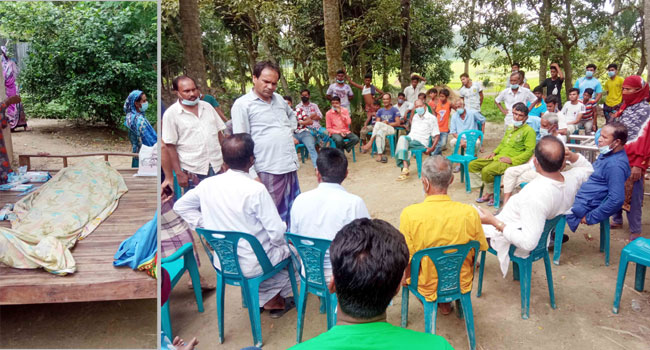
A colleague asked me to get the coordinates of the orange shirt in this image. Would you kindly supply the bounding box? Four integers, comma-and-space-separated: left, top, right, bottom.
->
427, 99, 438, 114
326, 108, 352, 135
435, 100, 451, 132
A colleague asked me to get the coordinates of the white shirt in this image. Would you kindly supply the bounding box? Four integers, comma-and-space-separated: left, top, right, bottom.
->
173, 169, 289, 277
408, 111, 440, 146
459, 82, 483, 111
484, 154, 594, 276
290, 182, 370, 269
561, 101, 586, 124
162, 100, 227, 175
403, 81, 426, 104
231, 90, 299, 175
394, 101, 414, 119
495, 87, 537, 125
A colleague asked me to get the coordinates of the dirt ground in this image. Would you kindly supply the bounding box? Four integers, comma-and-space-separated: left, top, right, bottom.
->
168, 121, 650, 350
0, 119, 156, 349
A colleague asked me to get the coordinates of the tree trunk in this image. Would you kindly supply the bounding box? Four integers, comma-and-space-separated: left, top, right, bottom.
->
382, 53, 389, 91
260, 38, 290, 94
645, 0, 650, 81
464, 59, 470, 74
538, 0, 552, 83
179, 0, 208, 89
562, 45, 572, 95
323, 0, 344, 82
399, 0, 411, 89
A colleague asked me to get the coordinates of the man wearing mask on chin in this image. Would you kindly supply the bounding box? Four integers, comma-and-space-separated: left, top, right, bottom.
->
326, 69, 354, 110
395, 100, 440, 181
573, 63, 603, 104
162, 75, 226, 191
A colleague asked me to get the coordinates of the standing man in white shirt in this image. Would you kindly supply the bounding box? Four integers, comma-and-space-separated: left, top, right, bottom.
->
403, 73, 427, 104
459, 73, 484, 112
162, 75, 227, 190
477, 136, 593, 276
174, 134, 296, 318
290, 148, 370, 280
495, 72, 537, 127
562, 88, 587, 135
231, 61, 300, 226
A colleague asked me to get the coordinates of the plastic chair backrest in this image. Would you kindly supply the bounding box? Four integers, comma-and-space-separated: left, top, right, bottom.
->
285, 233, 332, 288
409, 241, 481, 298
452, 130, 484, 158
196, 228, 275, 278
509, 215, 563, 258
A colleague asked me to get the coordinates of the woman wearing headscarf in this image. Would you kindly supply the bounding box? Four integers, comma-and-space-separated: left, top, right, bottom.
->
1, 46, 26, 130
611, 75, 650, 241
124, 90, 157, 167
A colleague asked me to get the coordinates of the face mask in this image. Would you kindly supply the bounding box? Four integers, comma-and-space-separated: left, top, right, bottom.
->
301, 96, 309, 103
415, 107, 425, 115
608, 71, 615, 78
457, 108, 465, 115
511, 84, 520, 90
181, 98, 199, 106
398, 98, 404, 104
599, 144, 612, 155
336, 79, 345, 84
139, 102, 149, 112
585, 71, 594, 78
539, 128, 549, 136
513, 120, 524, 127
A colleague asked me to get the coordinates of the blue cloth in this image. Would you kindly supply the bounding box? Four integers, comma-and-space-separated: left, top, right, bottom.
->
376, 106, 401, 124
527, 100, 547, 117
124, 90, 158, 153
526, 115, 542, 141
566, 150, 630, 231
113, 213, 158, 269
294, 131, 318, 168
449, 109, 485, 136
573, 77, 603, 97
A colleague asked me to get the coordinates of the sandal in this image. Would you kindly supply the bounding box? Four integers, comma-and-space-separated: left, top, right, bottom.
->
476, 194, 493, 203
381, 155, 388, 163
611, 222, 623, 229
397, 174, 409, 181
269, 297, 295, 319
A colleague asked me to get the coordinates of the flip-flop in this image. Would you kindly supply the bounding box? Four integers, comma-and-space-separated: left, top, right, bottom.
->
269, 297, 295, 319
397, 174, 409, 181
487, 198, 495, 206
476, 196, 490, 203
381, 155, 388, 163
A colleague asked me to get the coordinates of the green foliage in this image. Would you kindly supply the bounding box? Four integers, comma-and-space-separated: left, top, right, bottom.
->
0, 1, 157, 126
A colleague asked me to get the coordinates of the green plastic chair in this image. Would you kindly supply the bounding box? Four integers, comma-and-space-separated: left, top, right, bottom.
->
401, 241, 481, 350
446, 129, 484, 193
285, 233, 337, 343
329, 138, 356, 162
551, 216, 611, 266
612, 237, 650, 313
196, 228, 298, 348
410, 136, 433, 178
476, 216, 562, 319
478, 175, 502, 209
295, 143, 307, 164
161, 242, 204, 338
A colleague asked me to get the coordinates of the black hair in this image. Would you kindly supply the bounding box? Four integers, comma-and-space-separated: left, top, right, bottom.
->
545, 95, 559, 105
222, 134, 255, 170
607, 63, 618, 70
427, 88, 438, 95
418, 92, 427, 99
135, 93, 145, 103
253, 61, 281, 78
535, 136, 565, 172
330, 218, 409, 320
411, 76, 420, 81
336, 69, 345, 75
331, 96, 341, 102
283, 95, 292, 103
584, 88, 594, 97
512, 62, 521, 68
512, 102, 529, 116
586, 63, 597, 70
460, 73, 469, 79
300, 89, 310, 96
550, 65, 558, 71
172, 75, 197, 91
398, 92, 406, 98
533, 86, 543, 94
364, 73, 372, 79
316, 148, 347, 184
606, 122, 628, 145
568, 88, 580, 95
440, 89, 450, 97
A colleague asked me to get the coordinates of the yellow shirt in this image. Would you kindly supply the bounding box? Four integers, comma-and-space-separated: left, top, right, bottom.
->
399, 195, 488, 301
604, 76, 624, 107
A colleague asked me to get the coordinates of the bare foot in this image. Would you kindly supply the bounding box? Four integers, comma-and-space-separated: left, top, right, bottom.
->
173, 336, 199, 350
263, 293, 285, 310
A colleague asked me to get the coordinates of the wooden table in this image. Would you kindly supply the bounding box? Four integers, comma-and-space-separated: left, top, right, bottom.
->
0, 168, 157, 305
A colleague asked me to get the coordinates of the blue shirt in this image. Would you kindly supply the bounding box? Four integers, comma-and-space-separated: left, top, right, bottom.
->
527, 100, 547, 117
449, 109, 485, 136
526, 115, 542, 140
573, 77, 603, 97
376, 106, 401, 124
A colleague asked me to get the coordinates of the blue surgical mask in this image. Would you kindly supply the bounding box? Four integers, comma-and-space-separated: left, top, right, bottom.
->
398, 98, 404, 104
336, 79, 345, 84
457, 108, 465, 115
415, 107, 425, 115
599, 144, 612, 155
511, 84, 520, 90
539, 128, 550, 136
608, 71, 615, 78
181, 98, 199, 106
513, 120, 524, 127
586, 70, 594, 78
140, 102, 149, 112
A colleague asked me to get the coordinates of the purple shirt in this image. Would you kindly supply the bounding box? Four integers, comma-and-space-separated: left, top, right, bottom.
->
326, 83, 354, 108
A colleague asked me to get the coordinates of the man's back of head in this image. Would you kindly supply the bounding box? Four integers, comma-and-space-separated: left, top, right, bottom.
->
317, 148, 347, 184
421, 156, 453, 193
222, 133, 255, 172
535, 135, 565, 173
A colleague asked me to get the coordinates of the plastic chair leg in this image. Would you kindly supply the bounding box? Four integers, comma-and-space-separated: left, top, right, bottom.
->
415, 152, 423, 178
553, 216, 566, 265
244, 283, 263, 347
319, 296, 326, 314
295, 280, 308, 343
518, 261, 532, 319
635, 264, 646, 292
463, 162, 472, 193
454, 299, 463, 319
476, 250, 486, 297
601, 219, 610, 266
161, 301, 172, 338
460, 293, 477, 350
424, 301, 435, 334
544, 253, 556, 309
351, 146, 356, 162
216, 274, 225, 344
512, 261, 520, 281
388, 135, 396, 158
186, 256, 205, 312
400, 286, 409, 327
612, 255, 629, 314
493, 175, 501, 209
325, 293, 336, 330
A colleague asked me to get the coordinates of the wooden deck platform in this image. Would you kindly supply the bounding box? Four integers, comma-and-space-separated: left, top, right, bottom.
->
0, 168, 157, 305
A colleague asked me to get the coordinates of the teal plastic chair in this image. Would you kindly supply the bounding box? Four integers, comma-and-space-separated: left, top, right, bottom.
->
477, 216, 562, 319
161, 242, 205, 337
612, 237, 650, 313
172, 171, 183, 201
329, 138, 356, 162
477, 175, 502, 209
409, 136, 434, 178
446, 129, 484, 193
285, 233, 337, 343
295, 143, 307, 164
401, 241, 481, 350
551, 216, 611, 266
196, 228, 298, 347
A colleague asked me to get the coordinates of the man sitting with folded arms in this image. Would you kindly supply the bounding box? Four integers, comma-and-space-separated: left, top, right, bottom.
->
566, 123, 630, 238
174, 134, 296, 318
400, 156, 488, 315
326, 96, 360, 153
395, 99, 440, 181
469, 102, 536, 205
290, 147, 370, 281
477, 136, 593, 276
449, 98, 486, 172
361, 93, 402, 163
290, 218, 453, 349
502, 113, 565, 206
